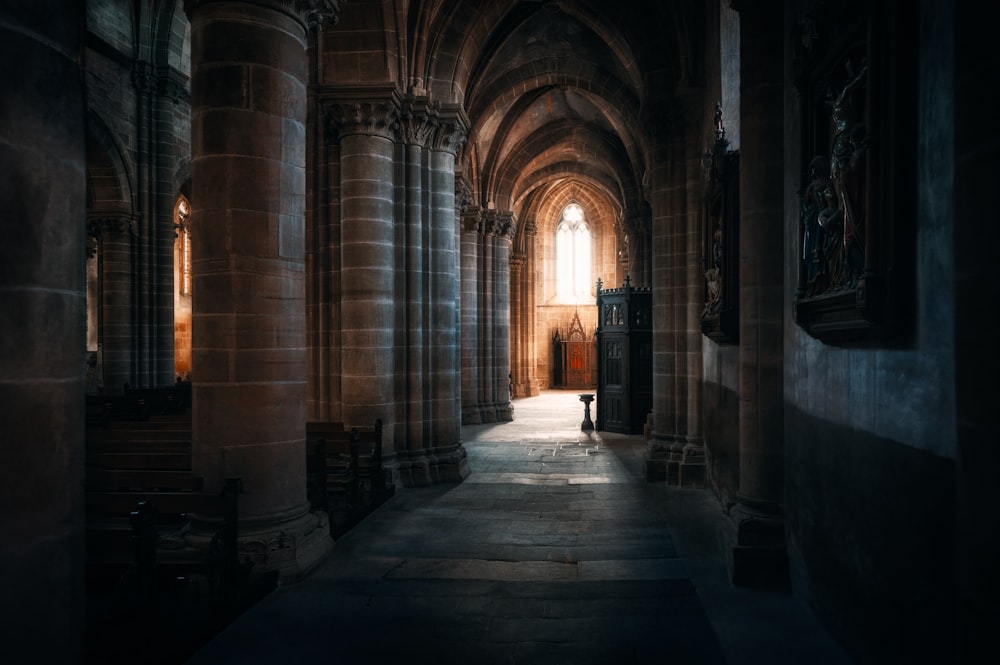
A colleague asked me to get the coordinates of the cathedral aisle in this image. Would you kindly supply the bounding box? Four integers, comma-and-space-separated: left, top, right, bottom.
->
185, 391, 851, 665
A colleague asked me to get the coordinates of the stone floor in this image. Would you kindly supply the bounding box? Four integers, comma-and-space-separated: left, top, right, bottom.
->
185, 390, 854, 665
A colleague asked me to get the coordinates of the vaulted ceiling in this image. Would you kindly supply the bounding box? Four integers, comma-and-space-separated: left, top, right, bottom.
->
322, 0, 701, 245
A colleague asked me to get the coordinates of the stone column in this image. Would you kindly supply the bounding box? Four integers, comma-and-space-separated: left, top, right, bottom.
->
460, 207, 483, 423
327, 92, 399, 431
0, 2, 87, 660
90, 213, 135, 394
955, 3, 998, 658
493, 212, 514, 421
648, 120, 682, 480
429, 109, 470, 480
429, 111, 466, 442
508, 253, 524, 397
522, 219, 540, 397
134, 60, 185, 387
728, 0, 788, 587
680, 103, 707, 487
185, 0, 337, 580
478, 216, 496, 422
399, 98, 433, 451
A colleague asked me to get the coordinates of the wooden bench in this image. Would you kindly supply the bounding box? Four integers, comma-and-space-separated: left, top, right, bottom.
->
86, 411, 192, 470
306, 418, 392, 537
353, 419, 392, 500
124, 385, 190, 416
86, 471, 250, 613
306, 422, 360, 516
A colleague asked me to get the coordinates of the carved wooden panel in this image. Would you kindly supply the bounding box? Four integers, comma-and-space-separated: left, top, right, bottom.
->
596, 279, 652, 434
792, 1, 916, 343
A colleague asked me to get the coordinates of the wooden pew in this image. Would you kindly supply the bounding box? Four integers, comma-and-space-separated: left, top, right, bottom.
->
86, 410, 192, 469
353, 418, 393, 501
86, 471, 250, 613
306, 418, 393, 537
306, 422, 359, 516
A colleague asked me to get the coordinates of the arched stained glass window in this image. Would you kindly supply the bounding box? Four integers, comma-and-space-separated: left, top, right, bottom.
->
556, 202, 592, 304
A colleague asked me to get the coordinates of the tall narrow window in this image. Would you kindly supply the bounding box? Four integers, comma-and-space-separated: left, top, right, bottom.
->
556, 202, 592, 304
176, 197, 191, 295
174, 195, 193, 380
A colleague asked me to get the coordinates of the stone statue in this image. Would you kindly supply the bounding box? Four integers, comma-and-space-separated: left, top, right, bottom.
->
801, 155, 832, 295
829, 60, 869, 289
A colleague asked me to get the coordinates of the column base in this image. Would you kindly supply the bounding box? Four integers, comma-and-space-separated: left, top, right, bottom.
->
723, 500, 789, 589
461, 407, 482, 425
496, 401, 514, 422
386, 444, 470, 487
187, 505, 333, 585
644, 436, 674, 482
432, 443, 471, 483
479, 404, 497, 423
678, 440, 706, 488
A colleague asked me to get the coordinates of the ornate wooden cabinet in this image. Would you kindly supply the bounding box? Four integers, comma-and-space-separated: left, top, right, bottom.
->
595, 278, 652, 434
552, 310, 595, 388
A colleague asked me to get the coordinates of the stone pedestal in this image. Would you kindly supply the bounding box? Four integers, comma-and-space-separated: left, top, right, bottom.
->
724, 502, 790, 589
579, 393, 595, 430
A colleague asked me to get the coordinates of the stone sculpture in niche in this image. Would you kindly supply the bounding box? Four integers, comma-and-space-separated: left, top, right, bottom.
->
701, 102, 739, 343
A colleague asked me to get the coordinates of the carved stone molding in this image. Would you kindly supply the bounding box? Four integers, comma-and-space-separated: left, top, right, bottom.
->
184, 0, 342, 30
485, 210, 515, 241
398, 97, 436, 147
431, 106, 469, 156
461, 206, 484, 234
455, 175, 473, 210
323, 87, 402, 141
87, 212, 137, 237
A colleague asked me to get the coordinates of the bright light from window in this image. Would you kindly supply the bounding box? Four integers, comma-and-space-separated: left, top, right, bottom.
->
556, 203, 592, 304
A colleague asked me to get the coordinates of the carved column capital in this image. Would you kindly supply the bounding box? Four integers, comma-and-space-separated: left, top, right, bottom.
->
461, 206, 484, 234
184, 0, 342, 31
431, 106, 469, 155
87, 212, 137, 237
132, 61, 158, 95
324, 89, 401, 141
399, 96, 436, 147
486, 210, 515, 242
455, 175, 473, 210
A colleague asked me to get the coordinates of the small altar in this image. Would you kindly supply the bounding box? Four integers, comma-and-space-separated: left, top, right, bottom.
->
551, 309, 596, 389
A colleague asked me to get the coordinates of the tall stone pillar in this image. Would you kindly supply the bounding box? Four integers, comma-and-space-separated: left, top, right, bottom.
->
509, 253, 524, 396
478, 217, 496, 422
0, 2, 87, 660
185, 0, 337, 580
133, 59, 185, 387
522, 219, 540, 397
648, 121, 682, 480
90, 213, 136, 393
429, 109, 470, 480
327, 92, 399, 430
460, 207, 483, 424
728, 0, 788, 587
399, 98, 433, 451
493, 212, 514, 421
680, 101, 707, 487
